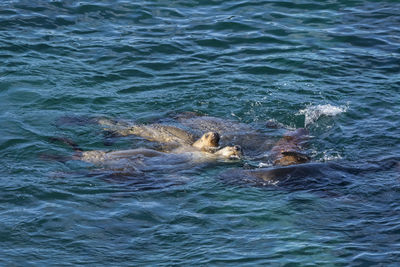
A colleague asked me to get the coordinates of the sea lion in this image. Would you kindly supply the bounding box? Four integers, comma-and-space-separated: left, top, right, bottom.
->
49, 135, 242, 175
270, 128, 310, 166
72, 145, 242, 177
97, 118, 220, 151
79, 145, 243, 166
219, 162, 351, 191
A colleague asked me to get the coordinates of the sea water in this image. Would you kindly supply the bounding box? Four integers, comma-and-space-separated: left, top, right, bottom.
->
1, 0, 399, 265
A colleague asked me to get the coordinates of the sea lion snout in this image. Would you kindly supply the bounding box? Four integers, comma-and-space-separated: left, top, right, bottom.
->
214, 145, 243, 160
233, 145, 243, 155
230, 145, 243, 159
205, 131, 220, 142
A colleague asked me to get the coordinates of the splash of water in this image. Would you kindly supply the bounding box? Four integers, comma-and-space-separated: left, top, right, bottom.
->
297, 104, 347, 127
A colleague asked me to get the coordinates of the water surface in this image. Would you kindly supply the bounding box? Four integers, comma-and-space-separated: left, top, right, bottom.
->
1, 0, 400, 265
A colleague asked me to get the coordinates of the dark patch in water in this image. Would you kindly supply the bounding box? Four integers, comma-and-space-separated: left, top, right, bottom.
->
220, 157, 400, 193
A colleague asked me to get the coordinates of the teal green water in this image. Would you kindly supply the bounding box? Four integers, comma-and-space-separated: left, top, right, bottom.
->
1, 0, 399, 265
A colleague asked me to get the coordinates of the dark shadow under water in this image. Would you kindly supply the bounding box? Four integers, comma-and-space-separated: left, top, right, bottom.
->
219, 157, 400, 194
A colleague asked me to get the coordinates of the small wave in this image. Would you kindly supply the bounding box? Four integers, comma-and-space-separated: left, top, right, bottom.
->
297, 104, 347, 127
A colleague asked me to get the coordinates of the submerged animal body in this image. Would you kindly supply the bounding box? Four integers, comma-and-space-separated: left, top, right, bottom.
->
221, 157, 400, 192
219, 162, 351, 193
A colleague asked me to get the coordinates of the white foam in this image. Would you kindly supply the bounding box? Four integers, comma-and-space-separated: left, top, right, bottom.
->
297, 104, 347, 127
319, 151, 343, 162
258, 162, 273, 168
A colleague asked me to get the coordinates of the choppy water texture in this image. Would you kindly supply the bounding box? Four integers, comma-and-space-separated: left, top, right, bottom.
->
1, 0, 400, 265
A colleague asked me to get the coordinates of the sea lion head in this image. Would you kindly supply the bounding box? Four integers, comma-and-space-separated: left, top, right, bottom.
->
215, 145, 243, 160
192, 131, 220, 150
